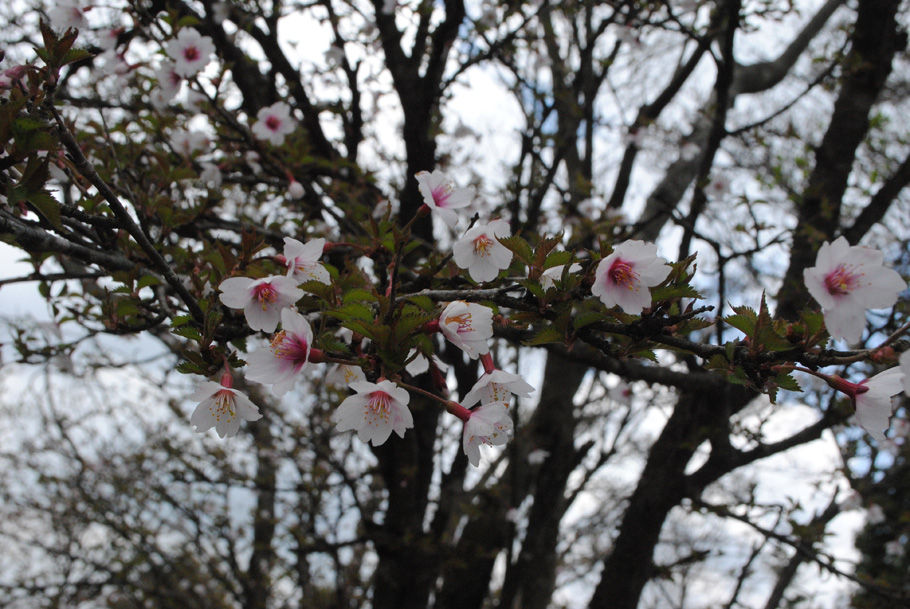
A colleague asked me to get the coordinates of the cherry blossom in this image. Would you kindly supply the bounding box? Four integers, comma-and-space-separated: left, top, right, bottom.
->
190, 373, 261, 438
246, 309, 313, 395
452, 219, 513, 283
829, 368, 904, 443
199, 162, 222, 188
282, 237, 331, 285
415, 169, 474, 228
219, 275, 304, 333
326, 364, 367, 388
165, 28, 215, 77
288, 180, 304, 199
540, 263, 581, 290
462, 369, 534, 409
252, 102, 296, 146
592, 240, 669, 314
48, 0, 87, 31
900, 350, 910, 396
332, 380, 413, 446
405, 349, 448, 377
803, 236, 905, 343
462, 402, 513, 467
438, 301, 493, 359
169, 129, 209, 157
152, 62, 183, 108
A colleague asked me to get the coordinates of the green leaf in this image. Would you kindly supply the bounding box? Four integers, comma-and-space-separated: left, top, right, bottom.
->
725, 304, 757, 337
543, 249, 573, 270
573, 310, 604, 330
406, 294, 435, 311
328, 302, 375, 323
26, 190, 62, 229
343, 288, 378, 304
498, 235, 534, 264
524, 326, 563, 346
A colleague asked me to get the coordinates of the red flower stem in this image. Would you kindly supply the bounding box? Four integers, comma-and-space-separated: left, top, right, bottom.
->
480, 353, 496, 374
791, 365, 869, 397
398, 380, 469, 421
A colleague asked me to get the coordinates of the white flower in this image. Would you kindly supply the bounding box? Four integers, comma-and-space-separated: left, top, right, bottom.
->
199, 162, 222, 188
452, 219, 513, 282
219, 275, 304, 333
405, 349, 448, 377
288, 180, 304, 199
48, 0, 87, 31
245, 309, 313, 395
540, 263, 581, 290
252, 101, 296, 146
853, 367, 904, 443
415, 169, 474, 228
462, 369, 534, 408
332, 379, 413, 445
462, 402, 513, 467
867, 504, 886, 524
283, 237, 331, 285
803, 237, 906, 343
165, 28, 215, 77
190, 375, 261, 438
592, 240, 670, 314
326, 364, 367, 388
169, 129, 209, 157
527, 448, 549, 465
153, 62, 183, 106
439, 301, 493, 359
900, 350, 910, 396
96, 28, 122, 51
609, 380, 634, 405
707, 174, 730, 198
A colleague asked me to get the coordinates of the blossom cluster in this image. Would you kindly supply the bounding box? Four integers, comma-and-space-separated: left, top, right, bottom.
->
187, 168, 907, 465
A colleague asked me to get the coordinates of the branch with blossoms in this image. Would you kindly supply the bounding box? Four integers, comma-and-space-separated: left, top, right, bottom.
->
2, 22, 909, 470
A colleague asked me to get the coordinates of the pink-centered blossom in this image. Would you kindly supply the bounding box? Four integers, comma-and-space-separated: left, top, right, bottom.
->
332, 380, 413, 446
415, 169, 474, 228
439, 301, 493, 359
282, 237, 330, 286
190, 373, 261, 438
48, 0, 87, 31
252, 101, 296, 146
219, 275, 304, 333
165, 28, 215, 77
592, 240, 670, 314
462, 402, 513, 467
153, 62, 183, 107
462, 369, 534, 409
829, 367, 904, 443
246, 309, 313, 395
803, 237, 905, 343
452, 219, 513, 283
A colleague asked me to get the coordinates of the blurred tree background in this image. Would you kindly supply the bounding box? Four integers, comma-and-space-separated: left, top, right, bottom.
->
0, 1, 908, 608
